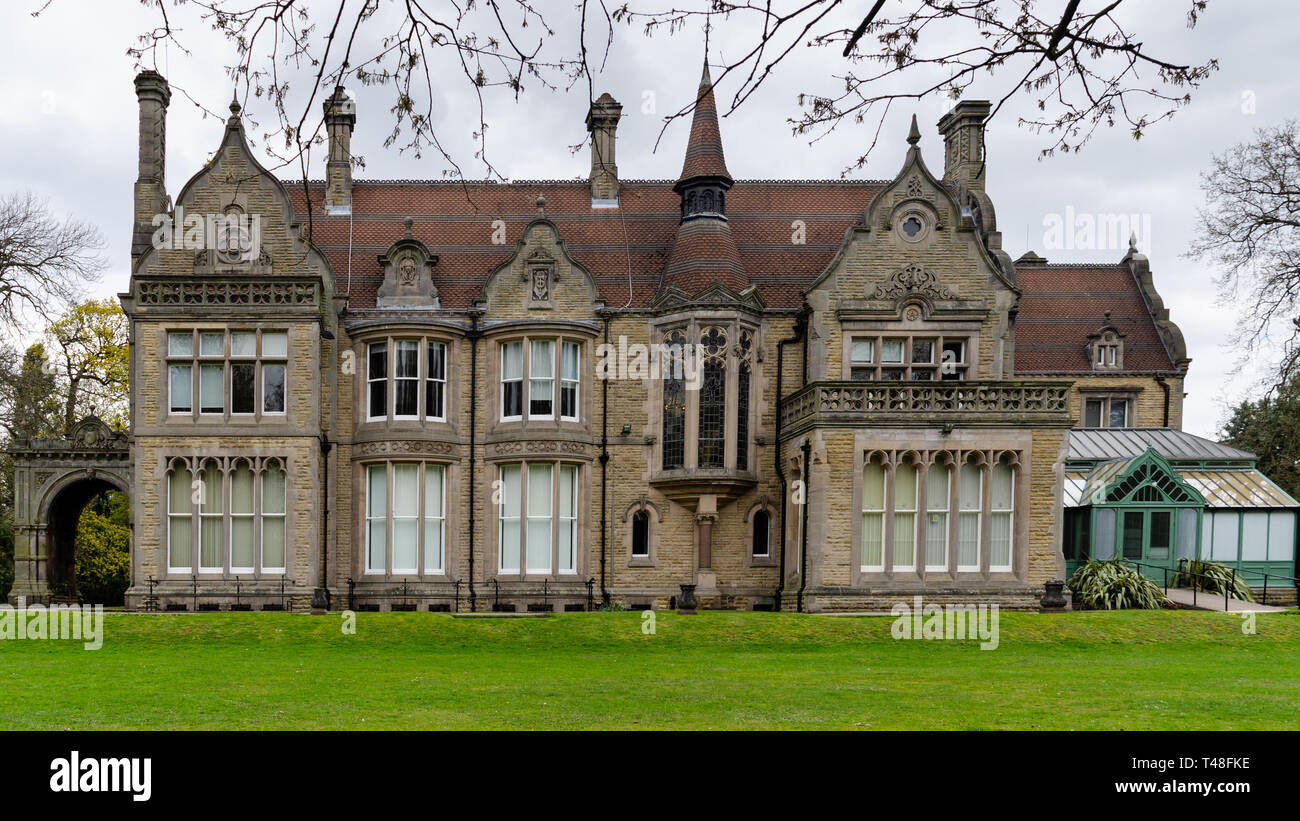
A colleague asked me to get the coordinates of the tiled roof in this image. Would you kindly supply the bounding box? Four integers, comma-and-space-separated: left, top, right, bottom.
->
678, 63, 731, 183
286, 180, 882, 310
1014, 262, 1176, 373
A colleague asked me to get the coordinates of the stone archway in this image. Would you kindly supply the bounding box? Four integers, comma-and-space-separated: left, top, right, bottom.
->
8, 417, 131, 605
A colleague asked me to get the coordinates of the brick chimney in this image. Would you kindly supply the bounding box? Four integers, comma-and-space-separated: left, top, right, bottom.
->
132, 71, 170, 261
585, 93, 623, 204
937, 100, 991, 192
323, 86, 356, 214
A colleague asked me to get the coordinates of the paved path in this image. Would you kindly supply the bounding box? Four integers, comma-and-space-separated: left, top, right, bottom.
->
1163, 587, 1288, 613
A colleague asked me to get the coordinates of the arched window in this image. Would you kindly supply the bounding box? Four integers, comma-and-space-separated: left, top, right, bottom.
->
752, 509, 770, 558
662, 331, 687, 470
697, 327, 727, 468
632, 510, 649, 557
736, 330, 753, 472
861, 456, 885, 571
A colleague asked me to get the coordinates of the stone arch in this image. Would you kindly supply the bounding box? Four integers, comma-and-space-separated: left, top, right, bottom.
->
8, 419, 131, 605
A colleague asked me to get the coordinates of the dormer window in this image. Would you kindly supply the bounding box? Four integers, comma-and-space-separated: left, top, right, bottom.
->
1089, 319, 1124, 371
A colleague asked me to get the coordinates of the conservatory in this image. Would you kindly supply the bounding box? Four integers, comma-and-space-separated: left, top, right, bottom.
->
1062, 429, 1298, 595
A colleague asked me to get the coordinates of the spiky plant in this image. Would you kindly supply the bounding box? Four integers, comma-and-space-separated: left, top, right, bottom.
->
1067, 559, 1170, 610
1172, 559, 1255, 602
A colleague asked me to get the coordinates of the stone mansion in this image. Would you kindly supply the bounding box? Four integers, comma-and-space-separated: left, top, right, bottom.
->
28, 60, 1276, 614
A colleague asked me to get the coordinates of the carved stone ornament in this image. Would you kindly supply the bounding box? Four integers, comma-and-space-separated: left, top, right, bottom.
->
870, 264, 956, 301
377, 218, 440, 308
523, 248, 557, 309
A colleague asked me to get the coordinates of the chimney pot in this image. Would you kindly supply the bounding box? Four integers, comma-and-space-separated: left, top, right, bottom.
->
324, 86, 356, 214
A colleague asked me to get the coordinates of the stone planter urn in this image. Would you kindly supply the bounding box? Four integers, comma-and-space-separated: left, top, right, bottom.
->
677, 583, 699, 614
1040, 579, 1067, 611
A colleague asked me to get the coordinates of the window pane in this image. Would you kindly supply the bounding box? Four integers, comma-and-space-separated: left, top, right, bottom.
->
169, 516, 192, 570
958, 512, 979, 568
426, 342, 446, 419
263, 464, 286, 514
632, 511, 649, 556
895, 464, 917, 510
558, 465, 578, 572
169, 469, 193, 514
863, 461, 885, 509
231, 332, 256, 356
1108, 400, 1128, 428
959, 463, 981, 511
851, 340, 873, 363
393, 519, 417, 573
426, 380, 445, 420
169, 364, 192, 412
262, 331, 288, 358
562, 341, 579, 380
1177, 508, 1198, 560
697, 361, 726, 468
231, 363, 255, 413
1122, 511, 1144, 559
394, 340, 419, 378
393, 464, 418, 516
424, 466, 445, 573
200, 464, 223, 513
893, 513, 915, 569
992, 463, 1013, 509
1148, 510, 1172, 560
927, 464, 949, 510
530, 340, 554, 378
262, 364, 286, 413
231, 465, 254, 513
862, 512, 883, 568
990, 512, 1012, 569
262, 518, 285, 570
1084, 399, 1103, 428
232, 517, 254, 569
1212, 512, 1239, 561
168, 332, 193, 357
941, 340, 965, 364
393, 379, 417, 417
1241, 512, 1268, 561
366, 465, 386, 572
499, 465, 521, 572
368, 343, 387, 418
926, 512, 947, 569
200, 332, 224, 356
1094, 509, 1116, 561
881, 339, 904, 363
502, 341, 523, 380
200, 364, 223, 413
912, 339, 934, 364
753, 510, 769, 557
428, 342, 446, 379
1269, 512, 1296, 562
527, 464, 553, 572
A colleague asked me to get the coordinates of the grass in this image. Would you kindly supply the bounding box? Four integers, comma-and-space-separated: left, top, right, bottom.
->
1, 609, 1297, 730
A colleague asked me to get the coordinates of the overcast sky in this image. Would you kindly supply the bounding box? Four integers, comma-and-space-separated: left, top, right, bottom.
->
3, 0, 1297, 439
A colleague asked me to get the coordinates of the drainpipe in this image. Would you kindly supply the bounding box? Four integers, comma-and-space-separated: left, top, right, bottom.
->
313, 432, 333, 613
1154, 375, 1171, 427
467, 311, 483, 612
797, 437, 812, 613
773, 304, 810, 612
599, 312, 611, 606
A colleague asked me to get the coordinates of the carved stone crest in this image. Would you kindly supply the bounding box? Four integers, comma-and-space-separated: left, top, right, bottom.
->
377, 218, 440, 308
524, 249, 557, 309
871, 264, 956, 301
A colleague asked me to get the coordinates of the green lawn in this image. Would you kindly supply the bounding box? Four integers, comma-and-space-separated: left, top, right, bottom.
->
1, 610, 1297, 729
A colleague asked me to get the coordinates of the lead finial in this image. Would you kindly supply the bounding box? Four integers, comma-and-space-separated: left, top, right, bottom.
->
907, 113, 921, 146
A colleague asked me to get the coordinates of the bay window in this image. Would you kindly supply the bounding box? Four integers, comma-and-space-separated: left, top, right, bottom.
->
657, 323, 758, 472
364, 461, 448, 575
497, 461, 581, 575
498, 336, 583, 423
166, 456, 287, 575
859, 451, 1018, 576
365, 336, 450, 422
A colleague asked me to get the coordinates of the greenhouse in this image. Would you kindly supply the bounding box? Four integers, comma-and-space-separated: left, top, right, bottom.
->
1062, 429, 1298, 594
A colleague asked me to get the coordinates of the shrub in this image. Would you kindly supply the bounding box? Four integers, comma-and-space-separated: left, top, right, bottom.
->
1172, 559, 1255, 602
74, 501, 130, 606
1067, 559, 1169, 610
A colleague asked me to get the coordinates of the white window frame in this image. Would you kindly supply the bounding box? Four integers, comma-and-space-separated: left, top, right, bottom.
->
528, 339, 555, 421
229, 460, 256, 574
560, 340, 580, 422
367, 341, 388, 423
990, 461, 1014, 572
499, 336, 585, 424
893, 462, 918, 571
426, 340, 448, 423
167, 465, 193, 573
957, 461, 983, 572
497, 461, 582, 576
392, 340, 421, 421
925, 462, 950, 572
860, 459, 886, 572
364, 461, 449, 576
260, 460, 287, 573
501, 341, 524, 422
